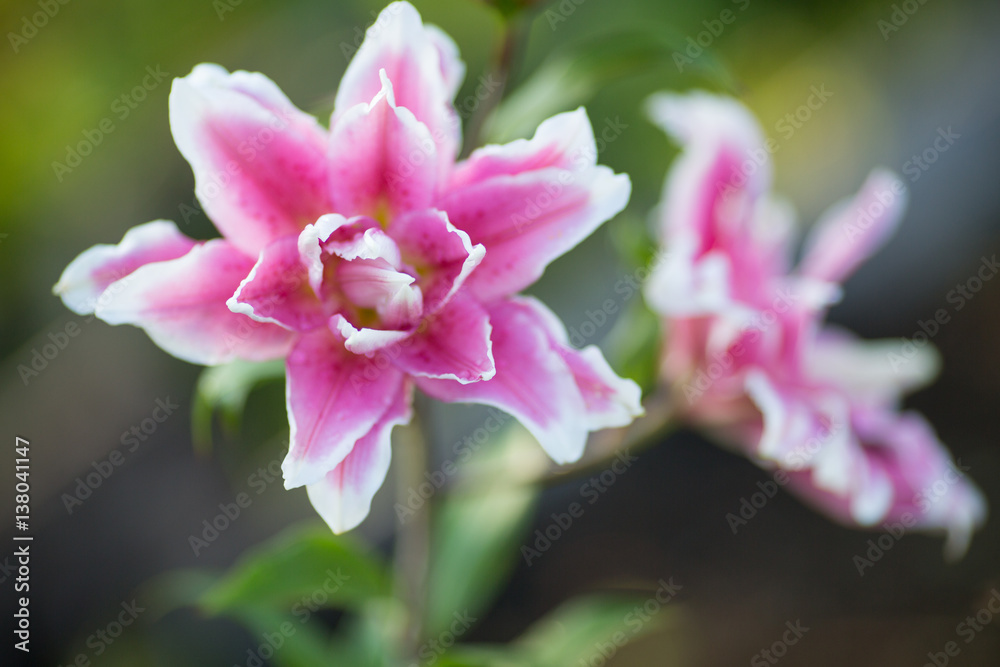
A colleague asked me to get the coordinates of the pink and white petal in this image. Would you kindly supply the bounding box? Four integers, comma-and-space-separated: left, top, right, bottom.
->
393, 293, 494, 384
439, 166, 631, 301
327, 225, 402, 265
299, 214, 351, 296
449, 108, 599, 190
329, 71, 439, 218
507, 296, 643, 428
388, 209, 484, 312
333, 2, 462, 175
332, 315, 413, 355
170, 64, 332, 256
744, 370, 850, 470
93, 240, 294, 365
283, 325, 406, 488
806, 325, 939, 405
852, 408, 988, 554
645, 91, 771, 209
798, 169, 908, 284
306, 379, 414, 533
645, 94, 792, 313
415, 299, 588, 464
227, 234, 328, 332
337, 259, 423, 328
54, 220, 197, 315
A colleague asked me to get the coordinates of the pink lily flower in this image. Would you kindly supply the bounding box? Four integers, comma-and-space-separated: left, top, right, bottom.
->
54, 1, 641, 533
645, 92, 986, 553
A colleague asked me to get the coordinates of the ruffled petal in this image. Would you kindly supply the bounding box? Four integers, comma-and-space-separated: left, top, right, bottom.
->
227, 234, 328, 332
644, 92, 793, 315
798, 169, 908, 284
333, 1, 463, 179
92, 239, 294, 365
509, 296, 643, 429
393, 293, 495, 383
448, 108, 598, 188
283, 325, 406, 488
388, 208, 484, 312
328, 70, 439, 218
805, 325, 939, 405
439, 165, 630, 302
415, 298, 590, 464
306, 379, 413, 533
54, 220, 197, 315
169, 64, 332, 256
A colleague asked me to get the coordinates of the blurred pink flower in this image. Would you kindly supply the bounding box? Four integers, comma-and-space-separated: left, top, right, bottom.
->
54, 1, 641, 533
645, 92, 986, 554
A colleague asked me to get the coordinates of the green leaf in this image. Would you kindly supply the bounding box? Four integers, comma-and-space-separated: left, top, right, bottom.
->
200, 522, 389, 615
424, 424, 543, 639
512, 594, 673, 667
191, 358, 285, 454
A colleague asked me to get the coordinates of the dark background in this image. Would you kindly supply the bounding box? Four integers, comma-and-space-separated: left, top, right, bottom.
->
2, 0, 999, 664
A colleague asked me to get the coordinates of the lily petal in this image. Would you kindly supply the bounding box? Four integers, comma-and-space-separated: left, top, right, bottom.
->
393, 292, 495, 384
170, 64, 332, 256
333, 1, 463, 179
54, 220, 196, 315
227, 234, 328, 332
389, 208, 485, 312
93, 239, 295, 365
439, 165, 630, 301
799, 169, 908, 284
328, 70, 438, 218
283, 325, 405, 488
306, 379, 414, 533
415, 298, 589, 464
448, 108, 598, 189
510, 296, 644, 429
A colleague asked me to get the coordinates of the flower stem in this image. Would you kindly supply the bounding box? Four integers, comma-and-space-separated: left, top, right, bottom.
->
393, 410, 431, 663
463, 13, 524, 153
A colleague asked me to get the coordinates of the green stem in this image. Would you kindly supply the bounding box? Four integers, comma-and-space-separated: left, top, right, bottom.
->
393, 411, 432, 664
463, 13, 524, 153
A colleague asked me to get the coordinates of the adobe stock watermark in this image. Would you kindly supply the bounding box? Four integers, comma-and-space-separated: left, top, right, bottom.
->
395, 408, 510, 523
672, 0, 752, 72
510, 115, 628, 234
578, 578, 682, 667
921, 589, 1000, 667
188, 457, 285, 556
19, 270, 135, 385
52, 66, 170, 182
682, 288, 800, 404
563, 246, 670, 349
750, 620, 809, 666
61, 397, 179, 514
878, 0, 934, 41
55, 599, 145, 667
521, 449, 638, 567
338, 2, 406, 60
544, 0, 588, 31
853, 460, 972, 576
408, 611, 477, 667
177, 105, 296, 225
7, 0, 72, 54
902, 126, 959, 182
888, 255, 999, 374
236, 568, 351, 667
718, 85, 834, 202
727, 419, 842, 534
